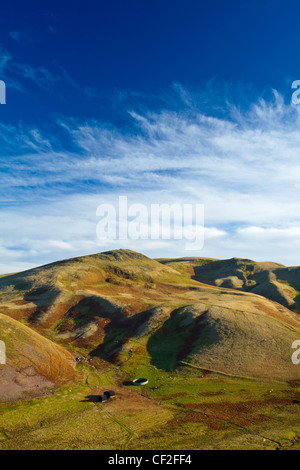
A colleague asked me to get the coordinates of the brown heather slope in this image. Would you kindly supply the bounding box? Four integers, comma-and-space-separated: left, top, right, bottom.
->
0, 313, 76, 401
0, 249, 300, 381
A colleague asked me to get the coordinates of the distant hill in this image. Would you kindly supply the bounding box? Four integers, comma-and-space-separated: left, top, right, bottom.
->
158, 256, 300, 312
0, 249, 300, 381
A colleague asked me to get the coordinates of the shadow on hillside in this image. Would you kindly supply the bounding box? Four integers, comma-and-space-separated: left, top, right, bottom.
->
292, 294, 300, 313
60, 295, 127, 329
191, 264, 215, 285
147, 309, 208, 372
89, 308, 155, 362
24, 286, 62, 323
0, 268, 63, 324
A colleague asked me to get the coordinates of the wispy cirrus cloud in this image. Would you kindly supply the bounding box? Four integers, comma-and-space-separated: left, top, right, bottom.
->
9, 30, 31, 43
1, 85, 300, 272
0, 46, 96, 96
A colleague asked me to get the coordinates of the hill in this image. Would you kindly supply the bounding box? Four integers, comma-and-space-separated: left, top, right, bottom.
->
0, 313, 76, 401
0, 249, 300, 381
2, 250, 300, 450
158, 256, 300, 312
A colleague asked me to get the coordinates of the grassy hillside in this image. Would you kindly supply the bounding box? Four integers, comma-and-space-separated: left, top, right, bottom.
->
0, 313, 76, 402
1, 249, 300, 450
0, 249, 300, 381
1, 351, 300, 450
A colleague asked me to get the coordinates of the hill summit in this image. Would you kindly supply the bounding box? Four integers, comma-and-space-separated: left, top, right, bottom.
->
0, 249, 300, 382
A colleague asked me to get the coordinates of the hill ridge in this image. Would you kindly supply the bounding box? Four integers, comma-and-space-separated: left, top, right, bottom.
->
1, 249, 300, 381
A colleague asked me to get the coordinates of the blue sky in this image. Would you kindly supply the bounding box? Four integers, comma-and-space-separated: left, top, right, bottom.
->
1, 0, 300, 273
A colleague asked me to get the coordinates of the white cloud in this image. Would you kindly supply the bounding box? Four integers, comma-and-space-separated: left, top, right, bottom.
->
1, 87, 300, 271
204, 228, 227, 238
49, 240, 73, 250
238, 226, 300, 238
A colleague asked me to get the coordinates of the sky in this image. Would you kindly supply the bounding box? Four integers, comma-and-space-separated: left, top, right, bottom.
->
1, 0, 300, 273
